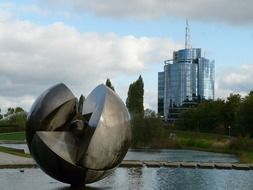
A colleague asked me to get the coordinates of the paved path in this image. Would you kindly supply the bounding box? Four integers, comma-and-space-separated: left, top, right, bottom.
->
0, 152, 35, 168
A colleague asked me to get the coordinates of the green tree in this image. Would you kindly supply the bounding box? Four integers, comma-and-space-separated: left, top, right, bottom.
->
15, 107, 24, 113
224, 93, 241, 136
176, 99, 226, 134
9, 111, 27, 129
237, 92, 253, 136
175, 90, 253, 137
143, 117, 166, 143
144, 109, 156, 118
131, 115, 165, 147
126, 75, 144, 118
131, 116, 145, 146
4, 107, 15, 117
176, 108, 198, 131
0, 108, 2, 120
0, 107, 27, 130
105, 78, 115, 91
78, 94, 85, 113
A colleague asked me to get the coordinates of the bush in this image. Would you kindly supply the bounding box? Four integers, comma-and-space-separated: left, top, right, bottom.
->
131, 116, 166, 147
178, 138, 211, 149
229, 136, 253, 151
0, 125, 24, 133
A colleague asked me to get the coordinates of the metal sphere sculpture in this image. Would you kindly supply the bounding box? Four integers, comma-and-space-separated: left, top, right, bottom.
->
26, 83, 131, 185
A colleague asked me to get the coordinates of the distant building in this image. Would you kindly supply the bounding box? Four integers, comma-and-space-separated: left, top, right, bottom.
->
158, 72, 165, 116
158, 21, 215, 122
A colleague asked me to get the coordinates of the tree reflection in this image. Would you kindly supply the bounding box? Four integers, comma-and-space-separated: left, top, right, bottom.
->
127, 168, 143, 190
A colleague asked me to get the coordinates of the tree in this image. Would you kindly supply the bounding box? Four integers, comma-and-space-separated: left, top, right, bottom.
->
78, 94, 85, 113
237, 92, 253, 136
15, 107, 24, 113
4, 107, 15, 117
131, 115, 165, 147
144, 109, 156, 118
9, 112, 27, 129
176, 99, 226, 134
224, 93, 241, 136
0, 108, 2, 120
175, 90, 253, 137
175, 108, 198, 131
0, 107, 27, 130
126, 75, 144, 118
105, 78, 115, 91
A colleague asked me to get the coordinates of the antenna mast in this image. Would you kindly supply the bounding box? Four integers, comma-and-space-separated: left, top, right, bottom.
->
185, 20, 191, 49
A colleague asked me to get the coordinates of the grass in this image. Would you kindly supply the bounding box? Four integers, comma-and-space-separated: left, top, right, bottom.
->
166, 129, 231, 150
1, 130, 253, 163
167, 129, 232, 141
0, 132, 31, 158
173, 131, 253, 163
178, 138, 212, 149
0, 131, 26, 141
0, 145, 31, 158
133, 129, 253, 163
239, 151, 253, 163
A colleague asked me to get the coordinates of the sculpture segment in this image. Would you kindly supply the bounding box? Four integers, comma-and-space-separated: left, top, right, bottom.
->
26, 83, 131, 185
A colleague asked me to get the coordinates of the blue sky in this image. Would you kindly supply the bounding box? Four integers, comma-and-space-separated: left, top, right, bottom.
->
0, 0, 252, 113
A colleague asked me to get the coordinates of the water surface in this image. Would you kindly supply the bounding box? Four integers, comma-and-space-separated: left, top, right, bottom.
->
1, 167, 253, 190
0, 144, 239, 163
125, 149, 239, 163
0, 148, 247, 190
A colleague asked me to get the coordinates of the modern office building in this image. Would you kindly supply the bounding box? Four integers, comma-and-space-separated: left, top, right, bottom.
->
158, 22, 215, 121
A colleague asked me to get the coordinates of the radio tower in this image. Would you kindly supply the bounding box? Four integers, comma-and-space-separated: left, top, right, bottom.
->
185, 20, 191, 49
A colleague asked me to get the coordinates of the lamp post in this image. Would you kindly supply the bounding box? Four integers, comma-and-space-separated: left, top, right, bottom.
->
228, 125, 231, 137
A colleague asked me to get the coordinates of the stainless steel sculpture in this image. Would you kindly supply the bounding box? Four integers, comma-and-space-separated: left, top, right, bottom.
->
26, 83, 131, 186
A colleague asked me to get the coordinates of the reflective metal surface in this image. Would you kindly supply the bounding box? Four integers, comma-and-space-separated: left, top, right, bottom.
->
26, 83, 131, 185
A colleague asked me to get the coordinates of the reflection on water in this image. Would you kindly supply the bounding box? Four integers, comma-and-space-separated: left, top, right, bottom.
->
1, 167, 253, 190
127, 168, 143, 190
51, 186, 108, 190
93, 167, 253, 190
125, 149, 239, 163
0, 144, 239, 163
0, 147, 242, 189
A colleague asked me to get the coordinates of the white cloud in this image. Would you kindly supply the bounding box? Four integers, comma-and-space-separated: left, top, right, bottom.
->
216, 64, 253, 99
0, 2, 71, 20
44, 0, 253, 25
0, 95, 35, 114
144, 89, 158, 111
0, 13, 180, 113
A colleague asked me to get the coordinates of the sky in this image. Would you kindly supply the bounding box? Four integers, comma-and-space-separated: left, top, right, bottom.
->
0, 0, 252, 113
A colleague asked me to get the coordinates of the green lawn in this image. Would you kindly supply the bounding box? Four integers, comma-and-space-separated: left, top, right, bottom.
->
0, 132, 30, 158
167, 129, 231, 141
0, 131, 26, 141
164, 129, 253, 163
1, 130, 252, 163
0, 146, 31, 158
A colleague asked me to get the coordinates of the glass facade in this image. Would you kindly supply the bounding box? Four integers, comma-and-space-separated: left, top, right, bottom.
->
158, 72, 164, 116
198, 58, 215, 100
158, 48, 215, 120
